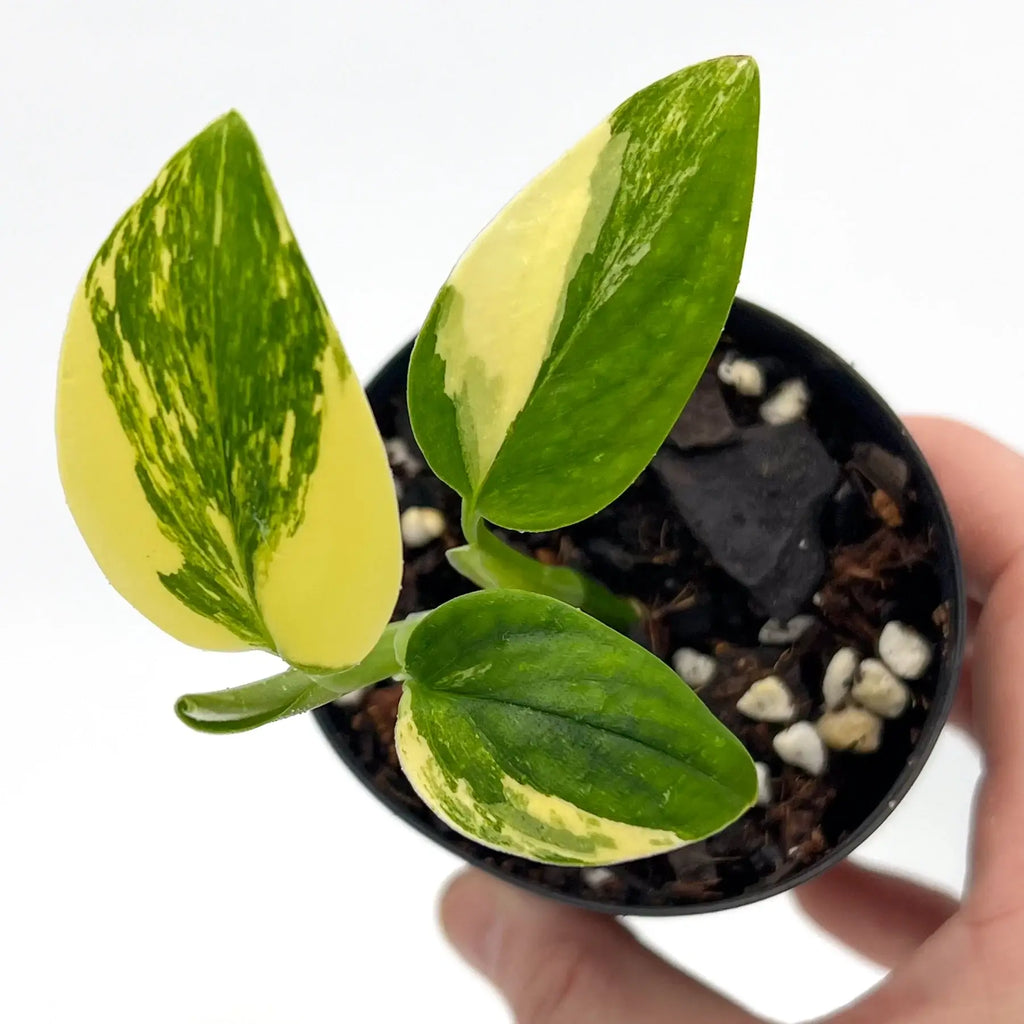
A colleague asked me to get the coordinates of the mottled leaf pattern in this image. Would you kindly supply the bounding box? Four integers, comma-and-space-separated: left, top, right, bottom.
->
408, 56, 759, 530
396, 591, 757, 865
57, 113, 401, 668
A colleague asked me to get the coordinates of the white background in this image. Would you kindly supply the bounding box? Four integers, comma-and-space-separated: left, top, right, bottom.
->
2, 1, 1020, 1021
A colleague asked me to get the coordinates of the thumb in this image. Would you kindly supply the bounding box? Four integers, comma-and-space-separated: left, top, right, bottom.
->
440, 870, 757, 1024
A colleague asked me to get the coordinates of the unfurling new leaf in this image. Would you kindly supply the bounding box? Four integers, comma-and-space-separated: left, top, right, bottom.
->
176, 622, 404, 733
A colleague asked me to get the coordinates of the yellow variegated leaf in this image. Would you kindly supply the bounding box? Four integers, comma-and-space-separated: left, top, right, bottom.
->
56, 112, 401, 670
408, 56, 759, 531
396, 697, 683, 865
396, 592, 757, 866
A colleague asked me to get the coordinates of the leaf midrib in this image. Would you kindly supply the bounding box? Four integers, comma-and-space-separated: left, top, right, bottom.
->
205, 119, 271, 648
416, 684, 746, 803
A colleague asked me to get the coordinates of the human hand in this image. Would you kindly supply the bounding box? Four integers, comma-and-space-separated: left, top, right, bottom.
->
440, 417, 1024, 1023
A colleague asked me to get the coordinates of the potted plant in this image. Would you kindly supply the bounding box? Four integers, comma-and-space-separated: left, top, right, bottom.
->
55, 55, 964, 913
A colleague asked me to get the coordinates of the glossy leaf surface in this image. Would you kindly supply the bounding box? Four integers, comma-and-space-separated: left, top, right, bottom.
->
396, 591, 757, 865
176, 623, 404, 733
56, 112, 401, 669
408, 57, 759, 530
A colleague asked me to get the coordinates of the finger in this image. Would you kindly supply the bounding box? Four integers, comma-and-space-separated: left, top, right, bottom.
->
963, 551, 1024, 926
902, 418, 1024, 922
948, 658, 974, 735
947, 598, 980, 737
796, 862, 957, 968
903, 416, 1024, 603
440, 870, 757, 1024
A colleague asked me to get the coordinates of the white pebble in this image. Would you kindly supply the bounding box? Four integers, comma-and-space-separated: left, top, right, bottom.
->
758, 615, 817, 645
400, 506, 446, 548
755, 761, 773, 805
737, 676, 796, 723
717, 356, 766, 396
851, 659, 911, 719
760, 378, 810, 426
385, 437, 419, 471
671, 648, 717, 689
582, 868, 616, 889
773, 722, 828, 776
879, 621, 933, 680
816, 706, 883, 753
822, 647, 860, 709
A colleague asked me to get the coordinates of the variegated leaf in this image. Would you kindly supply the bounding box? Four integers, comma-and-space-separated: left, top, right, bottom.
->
396, 591, 756, 865
56, 112, 401, 670
408, 56, 759, 531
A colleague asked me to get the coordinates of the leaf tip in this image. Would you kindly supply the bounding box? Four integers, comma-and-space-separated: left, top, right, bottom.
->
203, 109, 257, 149
736, 54, 760, 90
219, 107, 250, 129
174, 694, 204, 730
712, 54, 760, 92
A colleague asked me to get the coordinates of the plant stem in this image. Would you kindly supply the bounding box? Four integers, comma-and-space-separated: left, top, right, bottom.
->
175, 622, 405, 733
313, 620, 405, 689
452, 503, 639, 633
177, 506, 641, 734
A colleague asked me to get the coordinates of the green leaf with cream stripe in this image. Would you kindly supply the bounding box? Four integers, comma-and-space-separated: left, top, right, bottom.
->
56, 112, 401, 670
395, 590, 757, 865
408, 56, 759, 531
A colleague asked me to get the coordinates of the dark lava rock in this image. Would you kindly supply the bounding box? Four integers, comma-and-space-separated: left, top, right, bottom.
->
653, 423, 840, 618
668, 373, 740, 451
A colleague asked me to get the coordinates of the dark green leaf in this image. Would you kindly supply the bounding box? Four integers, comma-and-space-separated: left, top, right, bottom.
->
395, 591, 756, 864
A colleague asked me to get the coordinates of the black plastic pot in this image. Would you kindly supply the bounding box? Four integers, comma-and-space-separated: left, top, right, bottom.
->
314, 298, 965, 916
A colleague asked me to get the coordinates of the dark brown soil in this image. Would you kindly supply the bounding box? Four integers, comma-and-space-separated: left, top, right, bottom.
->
318, 331, 952, 909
